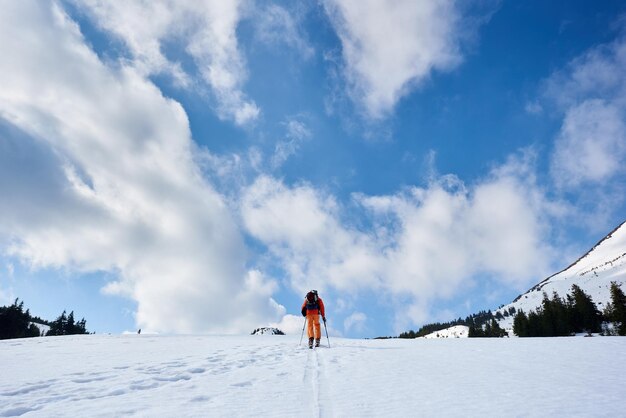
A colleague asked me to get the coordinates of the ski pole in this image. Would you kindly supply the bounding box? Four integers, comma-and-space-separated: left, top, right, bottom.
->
299, 317, 307, 347
323, 318, 330, 348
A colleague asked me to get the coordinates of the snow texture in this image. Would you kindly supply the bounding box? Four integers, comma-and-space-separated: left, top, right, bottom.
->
497, 221, 626, 331
1, 334, 625, 417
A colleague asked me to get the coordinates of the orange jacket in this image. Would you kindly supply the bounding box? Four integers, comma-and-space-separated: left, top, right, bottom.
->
301, 297, 325, 318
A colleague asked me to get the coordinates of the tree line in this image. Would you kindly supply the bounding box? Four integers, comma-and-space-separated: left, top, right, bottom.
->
398, 309, 506, 338
397, 282, 626, 339
0, 299, 90, 340
513, 282, 626, 337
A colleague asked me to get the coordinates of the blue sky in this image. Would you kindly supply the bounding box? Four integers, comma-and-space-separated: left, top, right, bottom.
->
1, 0, 625, 337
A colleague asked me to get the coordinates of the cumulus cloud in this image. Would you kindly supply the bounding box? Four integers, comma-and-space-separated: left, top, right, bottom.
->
546, 30, 626, 187
343, 311, 367, 333
241, 176, 383, 295
241, 151, 557, 330
545, 31, 626, 110
323, 0, 465, 118
542, 26, 626, 230
0, 1, 282, 333
551, 100, 626, 189
252, 3, 314, 60
270, 314, 304, 336
71, 0, 259, 125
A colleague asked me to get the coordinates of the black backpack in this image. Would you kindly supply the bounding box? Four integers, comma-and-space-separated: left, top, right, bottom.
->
302, 290, 319, 316
306, 290, 318, 303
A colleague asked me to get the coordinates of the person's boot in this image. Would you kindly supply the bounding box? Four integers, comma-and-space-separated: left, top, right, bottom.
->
308, 337, 314, 349
315, 338, 320, 347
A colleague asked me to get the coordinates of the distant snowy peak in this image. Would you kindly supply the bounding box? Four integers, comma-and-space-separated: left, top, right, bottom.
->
421, 325, 469, 339
525, 220, 626, 296
497, 220, 626, 330
251, 327, 285, 335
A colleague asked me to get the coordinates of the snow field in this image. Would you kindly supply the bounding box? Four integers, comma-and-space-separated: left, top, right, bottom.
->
1, 334, 626, 417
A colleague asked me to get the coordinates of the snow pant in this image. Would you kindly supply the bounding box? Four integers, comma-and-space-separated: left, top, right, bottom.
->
306, 313, 321, 339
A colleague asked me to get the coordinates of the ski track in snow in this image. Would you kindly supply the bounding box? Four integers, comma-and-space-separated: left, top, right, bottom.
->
2, 334, 626, 417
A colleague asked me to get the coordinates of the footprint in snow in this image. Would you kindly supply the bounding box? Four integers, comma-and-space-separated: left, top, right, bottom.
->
230, 381, 253, 388
189, 395, 211, 403
153, 374, 191, 382
72, 375, 111, 384
1, 406, 42, 417
107, 389, 126, 397
129, 382, 159, 391
2, 383, 52, 396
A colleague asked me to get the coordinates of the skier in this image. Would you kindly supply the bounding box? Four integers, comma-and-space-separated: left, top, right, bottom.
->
301, 290, 326, 348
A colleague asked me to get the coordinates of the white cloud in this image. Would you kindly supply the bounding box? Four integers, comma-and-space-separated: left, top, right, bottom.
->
252, 3, 314, 60
323, 0, 465, 118
71, 0, 259, 125
545, 33, 626, 110
541, 27, 626, 230
0, 1, 281, 333
242, 151, 557, 330
270, 314, 305, 336
551, 100, 626, 189
241, 176, 383, 295
546, 30, 626, 189
343, 311, 366, 333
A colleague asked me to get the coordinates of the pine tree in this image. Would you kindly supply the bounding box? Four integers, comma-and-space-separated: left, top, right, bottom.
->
527, 310, 542, 337
487, 319, 507, 337
607, 282, 626, 335
47, 311, 68, 336
549, 291, 571, 336
513, 310, 529, 337
0, 299, 25, 339
66, 311, 76, 334
77, 318, 88, 334
540, 293, 556, 336
570, 285, 601, 334
483, 320, 492, 337
0, 299, 39, 339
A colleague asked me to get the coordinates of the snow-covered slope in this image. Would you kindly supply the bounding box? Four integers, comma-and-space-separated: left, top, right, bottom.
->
497, 220, 626, 330
1, 334, 625, 417
422, 325, 469, 339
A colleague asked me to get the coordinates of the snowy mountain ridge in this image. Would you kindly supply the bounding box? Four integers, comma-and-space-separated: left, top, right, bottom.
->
496, 220, 626, 331
422, 220, 626, 338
